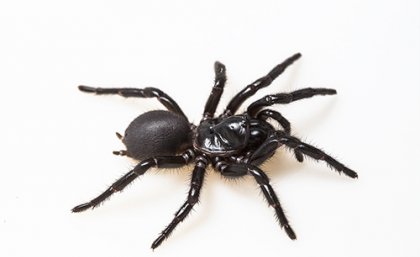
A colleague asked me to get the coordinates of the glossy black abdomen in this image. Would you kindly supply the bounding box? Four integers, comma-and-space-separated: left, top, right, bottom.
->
123, 110, 192, 160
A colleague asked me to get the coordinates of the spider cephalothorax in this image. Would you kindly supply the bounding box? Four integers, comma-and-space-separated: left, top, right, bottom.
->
73, 53, 358, 249
194, 115, 250, 155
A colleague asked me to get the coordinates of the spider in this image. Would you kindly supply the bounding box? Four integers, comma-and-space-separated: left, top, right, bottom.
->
72, 53, 358, 249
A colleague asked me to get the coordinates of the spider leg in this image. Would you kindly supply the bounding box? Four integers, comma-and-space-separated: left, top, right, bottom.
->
72, 151, 195, 212
223, 53, 301, 115
247, 87, 337, 117
257, 109, 304, 162
151, 156, 208, 249
272, 132, 358, 178
202, 61, 227, 120
215, 162, 296, 239
78, 85, 187, 120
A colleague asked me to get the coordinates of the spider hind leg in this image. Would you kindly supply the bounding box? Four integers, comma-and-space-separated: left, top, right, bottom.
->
78, 85, 187, 120
72, 153, 194, 213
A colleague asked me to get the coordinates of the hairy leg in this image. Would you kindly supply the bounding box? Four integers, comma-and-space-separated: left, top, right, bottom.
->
151, 156, 208, 249
273, 132, 358, 178
78, 85, 187, 120
215, 162, 296, 239
247, 87, 336, 116
224, 53, 301, 115
72, 151, 195, 212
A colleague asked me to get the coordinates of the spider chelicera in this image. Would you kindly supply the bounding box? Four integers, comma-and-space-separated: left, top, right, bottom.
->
72, 53, 358, 249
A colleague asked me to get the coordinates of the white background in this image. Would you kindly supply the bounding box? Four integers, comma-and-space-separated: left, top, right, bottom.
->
1, 0, 419, 256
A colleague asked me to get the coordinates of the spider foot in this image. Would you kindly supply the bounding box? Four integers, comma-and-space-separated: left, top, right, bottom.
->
283, 224, 297, 240
343, 167, 358, 179
71, 202, 92, 213
78, 85, 97, 93
151, 234, 165, 250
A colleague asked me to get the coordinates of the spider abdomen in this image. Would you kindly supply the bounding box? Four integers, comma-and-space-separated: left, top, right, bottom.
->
123, 110, 192, 160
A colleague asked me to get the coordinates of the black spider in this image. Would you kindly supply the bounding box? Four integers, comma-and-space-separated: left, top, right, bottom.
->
72, 53, 358, 249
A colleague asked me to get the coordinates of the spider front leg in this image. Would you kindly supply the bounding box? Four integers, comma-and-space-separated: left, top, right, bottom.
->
78, 85, 187, 120
216, 162, 296, 239
151, 156, 208, 249
72, 152, 194, 212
